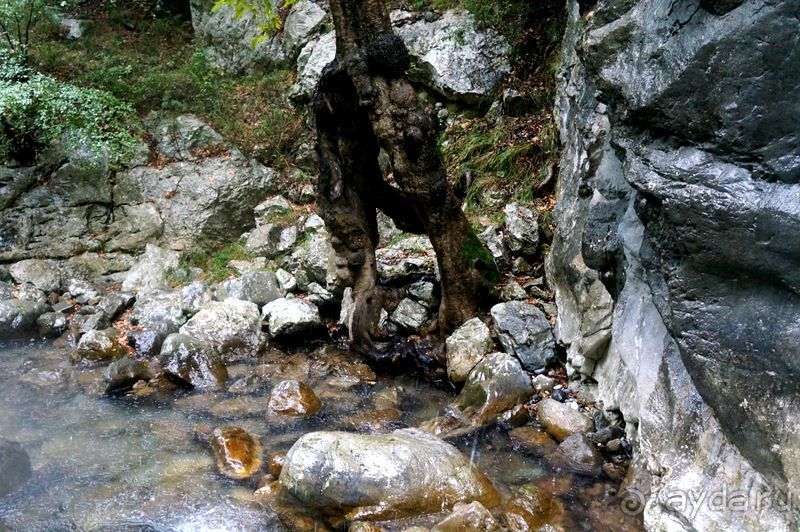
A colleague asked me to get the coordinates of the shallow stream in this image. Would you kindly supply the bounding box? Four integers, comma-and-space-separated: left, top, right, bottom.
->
0, 338, 638, 531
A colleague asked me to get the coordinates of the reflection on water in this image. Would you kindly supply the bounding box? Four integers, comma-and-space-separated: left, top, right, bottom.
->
0, 338, 633, 531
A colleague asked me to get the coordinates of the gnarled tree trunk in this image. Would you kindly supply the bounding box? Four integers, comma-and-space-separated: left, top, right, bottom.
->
314, 0, 497, 358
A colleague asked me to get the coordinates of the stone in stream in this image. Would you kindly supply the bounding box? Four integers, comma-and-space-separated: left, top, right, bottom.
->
158, 333, 228, 389
36, 312, 69, 337
445, 317, 493, 383
261, 298, 323, 339
537, 399, 593, 442
279, 428, 501, 520
502, 483, 564, 531
553, 433, 603, 477
0, 300, 49, 338
268, 450, 287, 477
210, 426, 263, 480
509, 426, 558, 457
71, 328, 127, 364
104, 356, 154, 396
453, 352, 534, 426
268, 380, 321, 418
490, 301, 556, 371
433, 501, 499, 532
179, 298, 263, 357
0, 438, 32, 497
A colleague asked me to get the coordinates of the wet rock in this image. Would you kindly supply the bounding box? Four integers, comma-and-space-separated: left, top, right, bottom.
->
15, 283, 46, 303
268, 380, 321, 418
126, 329, 162, 358
210, 426, 263, 480
503, 204, 539, 256
342, 408, 403, 433
554, 434, 603, 477
9, 259, 62, 292
390, 298, 429, 332
502, 483, 563, 531
537, 399, 593, 442
268, 450, 287, 477
179, 299, 263, 357
132, 291, 187, 339
36, 312, 69, 337
279, 428, 501, 519
533, 375, 555, 393
0, 439, 32, 497
179, 281, 214, 316
445, 317, 493, 383
0, 299, 49, 338
159, 333, 228, 389
509, 426, 558, 456
121, 244, 181, 294
96, 292, 134, 321
66, 278, 99, 304
261, 298, 323, 338
392, 10, 510, 102
79, 311, 110, 333
72, 328, 126, 364
490, 301, 555, 370
104, 356, 154, 396
218, 271, 281, 307
433, 501, 499, 532
210, 396, 264, 419
453, 352, 534, 426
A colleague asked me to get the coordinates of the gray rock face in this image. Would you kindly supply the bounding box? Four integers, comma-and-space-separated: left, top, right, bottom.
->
445, 317, 493, 383
218, 271, 281, 307
122, 245, 181, 295
179, 299, 263, 357
158, 333, 228, 389
503, 204, 539, 256
547, 1, 800, 529
292, 10, 509, 103
490, 301, 555, 370
72, 329, 126, 364
149, 114, 225, 161
189, 0, 286, 74
391, 10, 509, 102
279, 428, 500, 518
9, 259, 62, 292
390, 298, 429, 332
0, 439, 32, 497
261, 297, 322, 338
0, 300, 48, 338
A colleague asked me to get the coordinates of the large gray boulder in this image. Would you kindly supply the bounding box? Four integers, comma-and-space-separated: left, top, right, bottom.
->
179, 299, 263, 357
546, 1, 800, 530
490, 301, 556, 370
445, 317, 493, 383
0, 300, 48, 338
292, 10, 509, 103
261, 297, 322, 338
392, 10, 509, 102
9, 259, 62, 292
279, 428, 500, 518
217, 271, 281, 307
158, 333, 228, 389
121, 244, 181, 295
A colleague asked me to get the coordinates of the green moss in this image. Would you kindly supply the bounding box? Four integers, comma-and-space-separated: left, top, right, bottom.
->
462, 231, 500, 284
183, 241, 251, 283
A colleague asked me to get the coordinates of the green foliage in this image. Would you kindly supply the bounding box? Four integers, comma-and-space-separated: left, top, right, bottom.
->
462, 231, 500, 283
0, 0, 60, 60
184, 241, 251, 283
211, 0, 299, 45
0, 55, 142, 165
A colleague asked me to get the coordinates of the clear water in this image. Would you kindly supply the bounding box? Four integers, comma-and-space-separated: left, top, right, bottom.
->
0, 338, 638, 531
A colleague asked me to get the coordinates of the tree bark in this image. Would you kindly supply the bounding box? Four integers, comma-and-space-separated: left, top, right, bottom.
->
314, 0, 498, 357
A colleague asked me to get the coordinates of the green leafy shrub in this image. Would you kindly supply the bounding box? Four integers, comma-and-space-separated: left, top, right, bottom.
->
0, 59, 142, 165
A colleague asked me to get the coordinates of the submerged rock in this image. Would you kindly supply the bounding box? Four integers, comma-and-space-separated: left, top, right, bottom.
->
268, 380, 321, 418
210, 426, 263, 480
490, 301, 555, 371
553, 433, 602, 477
279, 428, 501, 520
433, 501, 499, 532
445, 317, 493, 383
104, 356, 154, 396
0, 439, 32, 497
537, 399, 593, 442
158, 333, 228, 389
502, 483, 563, 531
